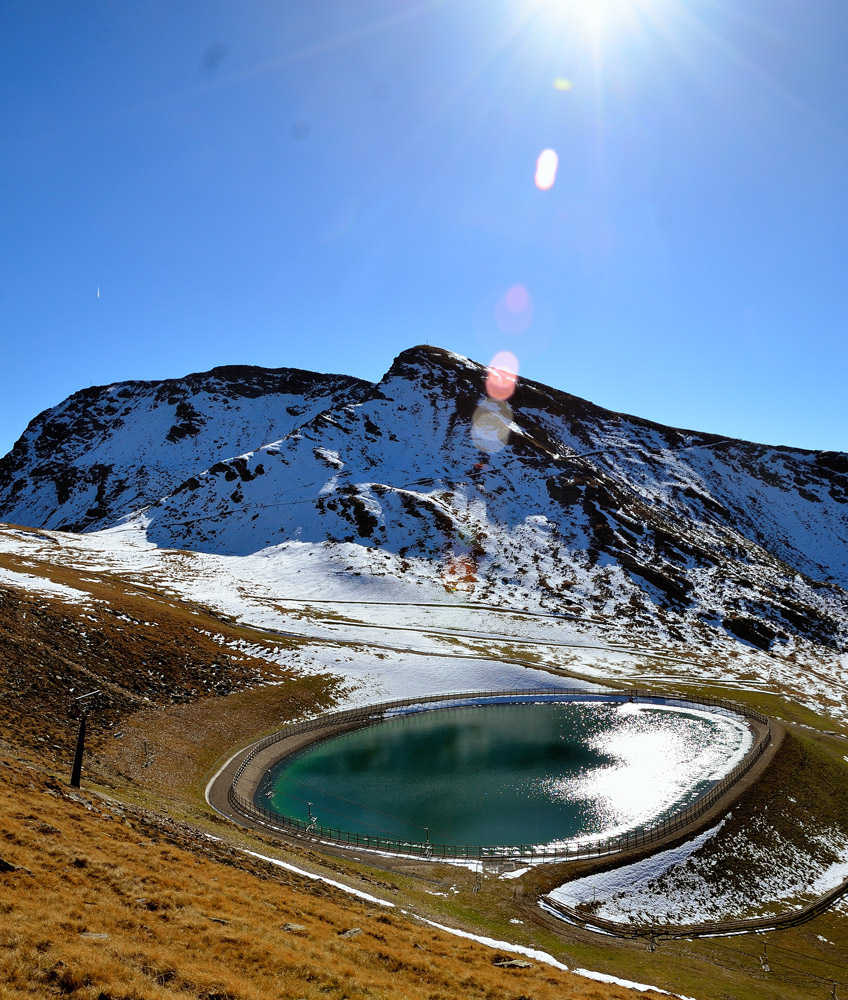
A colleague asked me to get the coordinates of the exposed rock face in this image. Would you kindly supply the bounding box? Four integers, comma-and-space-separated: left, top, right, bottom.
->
0, 365, 369, 532
2, 345, 847, 653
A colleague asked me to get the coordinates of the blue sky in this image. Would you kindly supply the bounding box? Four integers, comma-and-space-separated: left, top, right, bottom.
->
1, 0, 846, 457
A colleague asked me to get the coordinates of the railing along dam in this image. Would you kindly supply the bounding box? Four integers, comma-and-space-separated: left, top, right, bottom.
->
226, 687, 771, 864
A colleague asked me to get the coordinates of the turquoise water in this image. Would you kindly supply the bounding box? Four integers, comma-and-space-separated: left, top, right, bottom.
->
262, 701, 750, 848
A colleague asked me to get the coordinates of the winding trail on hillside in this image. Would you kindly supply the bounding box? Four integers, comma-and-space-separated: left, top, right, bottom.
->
247, 594, 606, 623
235, 596, 708, 669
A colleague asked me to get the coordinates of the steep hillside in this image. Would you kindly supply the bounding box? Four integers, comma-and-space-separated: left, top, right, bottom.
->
0, 364, 369, 532
0, 538, 338, 763
2, 524, 848, 1000
3, 756, 669, 1000
1, 345, 847, 664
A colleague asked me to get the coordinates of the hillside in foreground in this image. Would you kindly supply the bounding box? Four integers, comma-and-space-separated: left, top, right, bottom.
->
5, 758, 675, 1000
0, 536, 681, 1000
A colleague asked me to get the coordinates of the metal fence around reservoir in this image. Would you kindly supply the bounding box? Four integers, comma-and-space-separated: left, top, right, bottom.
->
226, 687, 772, 864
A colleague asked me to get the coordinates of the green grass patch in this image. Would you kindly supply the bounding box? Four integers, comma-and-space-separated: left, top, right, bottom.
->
667, 681, 848, 734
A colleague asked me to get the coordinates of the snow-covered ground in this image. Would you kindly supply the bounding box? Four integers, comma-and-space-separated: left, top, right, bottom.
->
0, 521, 843, 718
1, 520, 846, 726
0, 565, 95, 605
548, 823, 728, 921
547, 813, 848, 926
2, 346, 846, 721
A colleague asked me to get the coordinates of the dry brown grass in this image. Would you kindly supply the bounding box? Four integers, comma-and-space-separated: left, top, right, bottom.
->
92, 675, 346, 817
0, 758, 660, 1000
0, 547, 338, 771
5, 527, 848, 1000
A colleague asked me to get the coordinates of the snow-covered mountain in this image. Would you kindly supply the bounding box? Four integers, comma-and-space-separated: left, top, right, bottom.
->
0, 365, 368, 532
2, 345, 847, 655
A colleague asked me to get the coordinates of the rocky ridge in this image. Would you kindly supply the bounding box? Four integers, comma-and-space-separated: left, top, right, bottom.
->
0, 364, 368, 532
1, 345, 847, 658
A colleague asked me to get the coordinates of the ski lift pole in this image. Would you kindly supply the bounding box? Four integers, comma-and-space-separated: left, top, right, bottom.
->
306, 802, 317, 835
69, 690, 101, 788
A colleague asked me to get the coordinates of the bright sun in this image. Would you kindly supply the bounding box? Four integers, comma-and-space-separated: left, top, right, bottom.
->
552, 0, 656, 35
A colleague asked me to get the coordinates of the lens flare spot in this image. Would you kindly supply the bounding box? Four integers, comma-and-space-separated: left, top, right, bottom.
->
495, 285, 533, 336
485, 351, 519, 401
535, 148, 558, 191
504, 284, 529, 313
553, 77, 573, 91
471, 400, 513, 454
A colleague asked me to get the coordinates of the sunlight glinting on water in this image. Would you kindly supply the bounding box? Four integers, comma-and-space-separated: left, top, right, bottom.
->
269, 702, 754, 849
536, 704, 753, 843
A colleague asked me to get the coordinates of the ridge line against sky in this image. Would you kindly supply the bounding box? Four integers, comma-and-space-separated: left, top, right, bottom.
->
2, 1, 847, 457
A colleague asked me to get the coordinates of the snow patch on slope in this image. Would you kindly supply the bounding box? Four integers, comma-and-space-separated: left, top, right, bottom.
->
0, 566, 93, 605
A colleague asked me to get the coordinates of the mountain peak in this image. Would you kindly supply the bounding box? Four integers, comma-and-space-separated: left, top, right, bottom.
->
1, 346, 847, 663
382, 344, 482, 382
0, 362, 371, 532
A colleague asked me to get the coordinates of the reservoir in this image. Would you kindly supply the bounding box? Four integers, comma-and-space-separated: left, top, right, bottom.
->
263, 701, 752, 849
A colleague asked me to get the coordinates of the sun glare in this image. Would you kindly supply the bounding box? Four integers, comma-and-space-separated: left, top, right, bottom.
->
548, 0, 655, 35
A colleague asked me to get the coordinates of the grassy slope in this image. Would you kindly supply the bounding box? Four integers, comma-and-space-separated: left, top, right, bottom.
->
2, 759, 665, 1000
3, 531, 848, 999
0, 544, 338, 765
1, 541, 657, 1000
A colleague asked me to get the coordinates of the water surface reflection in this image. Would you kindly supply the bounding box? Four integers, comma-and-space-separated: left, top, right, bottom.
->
267, 702, 752, 848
